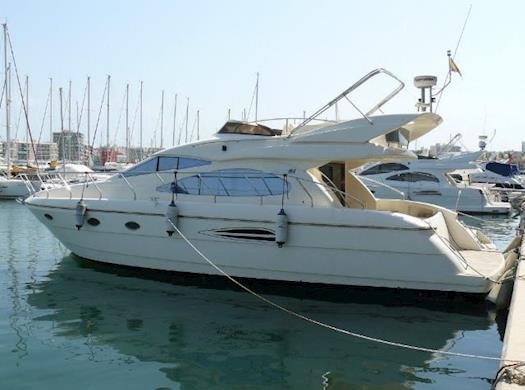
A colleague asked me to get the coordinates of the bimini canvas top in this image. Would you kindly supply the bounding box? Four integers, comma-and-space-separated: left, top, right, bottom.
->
485, 162, 519, 177
217, 121, 282, 137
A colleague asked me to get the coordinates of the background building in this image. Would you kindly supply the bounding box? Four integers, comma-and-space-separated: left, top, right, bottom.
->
35, 142, 59, 162
428, 143, 462, 157
1, 140, 59, 164
53, 131, 87, 162
1, 141, 33, 163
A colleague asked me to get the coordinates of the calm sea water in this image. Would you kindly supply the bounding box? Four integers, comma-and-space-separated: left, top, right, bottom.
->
0, 201, 520, 389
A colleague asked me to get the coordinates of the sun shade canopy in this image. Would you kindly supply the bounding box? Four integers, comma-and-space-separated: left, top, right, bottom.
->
218, 121, 282, 136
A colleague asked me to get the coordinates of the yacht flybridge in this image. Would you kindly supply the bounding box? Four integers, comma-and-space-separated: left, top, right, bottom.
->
25, 69, 519, 295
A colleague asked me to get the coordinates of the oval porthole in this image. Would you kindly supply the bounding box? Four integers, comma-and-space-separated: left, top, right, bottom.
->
87, 217, 100, 226
125, 221, 140, 231
44, 213, 53, 220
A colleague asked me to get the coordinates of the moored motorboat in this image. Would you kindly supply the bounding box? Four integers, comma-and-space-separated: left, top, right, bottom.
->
25, 69, 519, 295
357, 156, 511, 214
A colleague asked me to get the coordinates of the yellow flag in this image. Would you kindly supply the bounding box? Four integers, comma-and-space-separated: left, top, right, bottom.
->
449, 57, 462, 77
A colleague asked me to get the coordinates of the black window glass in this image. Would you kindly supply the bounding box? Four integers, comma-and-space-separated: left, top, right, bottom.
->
124, 156, 210, 176
263, 177, 287, 195
178, 157, 211, 169
123, 157, 158, 176
409, 172, 439, 182
158, 157, 179, 171
361, 165, 381, 175
386, 172, 439, 183
156, 169, 289, 197
386, 173, 408, 181
199, 176, 228, 196
382, 163, 409, 173
361, 163, 408, 176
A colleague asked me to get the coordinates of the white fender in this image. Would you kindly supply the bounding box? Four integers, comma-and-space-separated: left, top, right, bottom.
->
75, 200, 87, 230
165, 201, 179, 237
275, 208, 288, 247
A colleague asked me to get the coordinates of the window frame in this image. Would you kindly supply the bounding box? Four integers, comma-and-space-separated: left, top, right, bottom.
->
386, 171, 440, 183
123, 156, 211, 177
156, 168, 290, 197
361, 162, 409, 176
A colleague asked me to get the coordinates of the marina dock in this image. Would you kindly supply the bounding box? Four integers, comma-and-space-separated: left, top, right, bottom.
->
496, 213, 525, 389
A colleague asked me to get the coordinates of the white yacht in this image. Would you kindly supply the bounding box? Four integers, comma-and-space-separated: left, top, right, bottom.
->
0, 172, 56, 200
0, 174, 33, 199
0, 164, 107, 200
47, 163, 112, 183
358, 155, 511, 215
469, 161, 523, 189
25, 70, 517, 295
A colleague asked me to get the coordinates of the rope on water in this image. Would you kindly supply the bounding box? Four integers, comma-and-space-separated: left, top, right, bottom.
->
167, 219, 524, 363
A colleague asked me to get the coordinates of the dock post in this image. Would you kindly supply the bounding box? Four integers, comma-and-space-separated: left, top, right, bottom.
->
495, 208, 525, 389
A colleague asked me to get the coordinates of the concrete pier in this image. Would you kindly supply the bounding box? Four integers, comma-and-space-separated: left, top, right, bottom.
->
496, 216, 525, 389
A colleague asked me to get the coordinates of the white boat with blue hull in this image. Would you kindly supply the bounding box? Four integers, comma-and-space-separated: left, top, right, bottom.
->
25, 69, 517, 295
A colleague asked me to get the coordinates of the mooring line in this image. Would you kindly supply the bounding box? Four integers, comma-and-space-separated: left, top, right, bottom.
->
168, 220, 524, 363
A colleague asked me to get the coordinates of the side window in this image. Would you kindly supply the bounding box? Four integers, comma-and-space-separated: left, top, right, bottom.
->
361, 163, 408, 175
123, 157, 158, 176
383, 163, 409, 173
158, 157, 179, 171
409, 172, 439, 182
178, 158, 211, 169
125, 156, 210, 176
361, 165, 381, 175
158, 156, 210, 171
386, 173, 408, 181
156, 169, 290, 197
387, 172, 439, 182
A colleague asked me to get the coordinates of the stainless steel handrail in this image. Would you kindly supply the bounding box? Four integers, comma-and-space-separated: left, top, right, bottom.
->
85, 173, 103, 200
359, 176, 407, 199
294, 177, 314, 207
290, 68, 405, 134
318, 171, 366, 209
248, 117, 338, 124
118, 173, 137, 200
18, 173, 36, 194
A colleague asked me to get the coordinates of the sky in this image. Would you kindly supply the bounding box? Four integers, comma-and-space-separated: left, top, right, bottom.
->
1, 0, 524, 152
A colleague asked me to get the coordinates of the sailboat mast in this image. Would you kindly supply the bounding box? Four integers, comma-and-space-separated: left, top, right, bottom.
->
196, 109, 200, 141
139, 81, 143, 159
126, 83, 129, 161
172, 93, 177, 147
184, 97, 189, 144
255, 72, 259, 122
49, 77, 53, 143
3, 24, 11, 174
68, 80, 71, 131
59, 87, 65, 169
87, 76, 90, 163
75, 100, 79, 162
25, 75, 28, 142
160, 90, 164, 149
106, 75, 110, 148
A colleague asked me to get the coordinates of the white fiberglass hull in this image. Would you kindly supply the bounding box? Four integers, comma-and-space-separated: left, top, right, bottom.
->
26, 198, 503, 294
0, 178, 33, 199
364, 180, 510, 215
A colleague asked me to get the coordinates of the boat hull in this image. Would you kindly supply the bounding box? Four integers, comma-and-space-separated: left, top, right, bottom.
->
26, 199, 499, 294
0, 179, 32, 199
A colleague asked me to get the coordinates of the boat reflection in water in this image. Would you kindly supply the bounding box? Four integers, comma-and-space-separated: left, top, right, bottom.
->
28, 255, 502, 389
